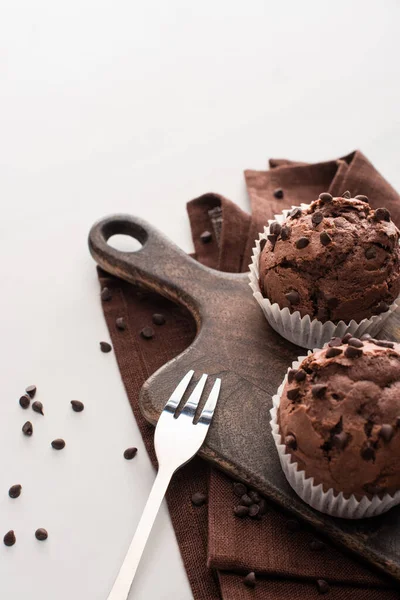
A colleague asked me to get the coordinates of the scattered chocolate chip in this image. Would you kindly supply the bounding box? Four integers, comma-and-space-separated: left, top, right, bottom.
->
32, 401, 44, 415
361, 442, 375, 461
152, 313, 166, 326
116, 317, 126, 331
287, 388, 300, 401
332, 431, 350, 450
342, 190, 351, 199
359, 211, 366, 218
280, 225, 291, 241
241, 494, 253, 507
375, 208, 391, 222
287, 369, 298, 383
35, 528, 48, 541
310, 539, 326, 551
258, 498, 268, 516
320, 231, 332, 246
191, 492, 207, 507
296, 237, 310, 249
360, 333, 372, 341
71, 400, 84, 413
290, 207, 302, 219
326, 347, 342, 358
249, 490, 261, 503
373, 302, 390, 315
3, 530, 16, 547
234, 505, 249, 517
269, 221, 282, 236
355, 195, 369, 202
312, 211, 324, 226
374, 340, 395, 348
328, 337, 342, 347
9, 485, 22, 499
273, 188, 284, 199
287, 519, 301, 532
140, 327, 154, 340
249, 504, 260, 518
19, 395, 30, 409
285, 291, 300, 305
100, 341, 112, 353
365, 247, 376, 260
22, 421, 33, 436
285, 434, 297, 450
348, 338, 363, 348
379, 424, 394, 442
316, 579, 330, 594
345, 345, 363, 358
233, 482, 247, 497
259, 238, 267, 252
25, 385, 37, 398
319, 192, 333, 202
243, 572, 256, 588
342, 333, 353, 343
267, 234, 277, 247
124, 447, 137, 460
200, 230, 212, 244
101, 287, 112, 302
51, 439, 65, 450
312, 384, 327, 397
295, 369, 306, 382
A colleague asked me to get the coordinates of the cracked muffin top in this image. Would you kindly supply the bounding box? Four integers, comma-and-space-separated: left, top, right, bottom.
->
259, 192, 400, 323
278, 335, 400, 499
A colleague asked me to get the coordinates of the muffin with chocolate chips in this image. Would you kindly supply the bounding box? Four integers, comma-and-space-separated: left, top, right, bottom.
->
272, 335, 400, 517
251, 192, 400, 348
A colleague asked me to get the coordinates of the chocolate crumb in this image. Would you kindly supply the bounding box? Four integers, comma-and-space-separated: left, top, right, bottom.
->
200, 230, 212, 244
101, 287, 112, 302
9, 485, 22, 499
375, 208, 391, 222
285, 290, 300, 305
269, 221, 282, 236
32, 401, 44, 415
234, 505, 249, 518
152, 313, 166, 326
100, 341, 112, 353
19, 395, 30, 409
285, 434, 297, 450
71, 400, 84, 413
140, 327, 154, 340
342, 333, 353, 343
312, 211, 324, 226
51, 439, 65, 450
316, 579, 330, 594
273, 188, 284, 199
320, 231, 332, 246
191, 492, 207, 507
342, 190, 351, 199
241, 494, 253, 507
124, 447, 138, 460
379, 424, 394, 442
116, 317, 126, 331
280, 225, 291, 241
374, 340, 395, 348
22, 421, 33, 436
348, 338, 363, 348
345, 345, 363, 358
319, 192, 333, 203
296, 237, 310, 249
326, 347, 342, 358
290, 207, 302, 219
328, 337, 342, 347
243, 572, 256, 588
25, 385, 37, 398
35, 528, 48, 541
233, 482, 247, 497
249, 490, 261, 503
249, 504, 260, 518
3, 530, 16, 547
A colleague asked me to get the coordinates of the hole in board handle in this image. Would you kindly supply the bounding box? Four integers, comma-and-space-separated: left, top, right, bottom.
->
107, 234, 143, 253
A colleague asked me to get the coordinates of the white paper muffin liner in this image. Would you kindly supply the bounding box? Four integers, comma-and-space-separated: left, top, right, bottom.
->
249, 204, 400, 349
270, 355, 400, 518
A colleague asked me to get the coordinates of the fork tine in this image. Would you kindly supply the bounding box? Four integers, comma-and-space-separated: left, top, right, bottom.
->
180, 374, 208, 419
198, 378, 221, 424
163, 370, 194, 414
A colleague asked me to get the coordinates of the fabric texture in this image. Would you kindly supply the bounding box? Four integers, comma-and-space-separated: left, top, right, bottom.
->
97, 150, 400, 599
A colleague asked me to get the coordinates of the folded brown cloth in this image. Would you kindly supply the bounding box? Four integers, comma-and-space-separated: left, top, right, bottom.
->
98, 150, 400, 599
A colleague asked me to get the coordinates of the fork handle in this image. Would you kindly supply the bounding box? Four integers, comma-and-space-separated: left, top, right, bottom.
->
107, 466, 174, 600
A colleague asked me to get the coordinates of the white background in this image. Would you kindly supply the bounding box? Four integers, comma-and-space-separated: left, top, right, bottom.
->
1, 1, 400, 599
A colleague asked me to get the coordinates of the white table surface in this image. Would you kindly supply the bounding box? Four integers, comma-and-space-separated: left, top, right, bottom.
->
1, 1, 400, 598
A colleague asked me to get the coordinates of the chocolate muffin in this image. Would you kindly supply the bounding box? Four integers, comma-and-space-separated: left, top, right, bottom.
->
259, 193, 400, 323
278, 336, 400, 499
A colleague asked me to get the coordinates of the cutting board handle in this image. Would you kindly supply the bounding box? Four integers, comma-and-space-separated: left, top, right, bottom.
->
88, 214, 218, 321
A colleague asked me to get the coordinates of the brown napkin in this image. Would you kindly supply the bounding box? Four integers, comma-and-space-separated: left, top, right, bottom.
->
98, 150, 400, 599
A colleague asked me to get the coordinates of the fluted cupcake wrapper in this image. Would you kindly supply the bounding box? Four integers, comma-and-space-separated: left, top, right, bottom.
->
270, 356, 400, 519
249, 204, 400, 350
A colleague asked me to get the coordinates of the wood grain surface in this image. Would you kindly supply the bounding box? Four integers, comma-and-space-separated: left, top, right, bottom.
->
89, 213, 400, 585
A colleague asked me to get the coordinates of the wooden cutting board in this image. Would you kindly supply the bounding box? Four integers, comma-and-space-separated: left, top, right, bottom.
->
89, 213, 400, 585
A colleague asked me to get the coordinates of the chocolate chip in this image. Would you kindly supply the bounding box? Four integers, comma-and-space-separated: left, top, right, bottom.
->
287, 519, 301, 532
267, 234, 277, 247
51, 439, 65, 450
233, 482, 247, 497
374, 340, 395, 348
375, 208, 391, 222
241, 494, 253, 507
290, 207, 302, 219
319, 192, 333, 202
342, 190, 351, 199
287, 369, 298, 383
22, 421, 33, 436
320, 231, 332, 246
287, 388, 300, 401
312, 211, 324, 225
259, 238, 267, 252
140, 327, 154, 340
25, 385, 37, 398
365, 247, 376, 260
32, 401, 44, 415
280, 225, 291, 241
342, 333, 353, 343
345, 345, 363, 358
243, 572, 256, 588
296, 237, 310, 249
258, 498, 268, 516
363, 482, 385, 495
379, 424, 394, 442
249, 504, 260, 517
273, 188, 284, 199
312, 384, 327, 397
269, 221, 282, 236
123, 447, 137, 460
234, 505, 249, 517
326, 347, 342, 358
285, 434, 297, 450
373, 302, 390, 315
348, 338, 363, 348
35, 528, 48, 541
316, 579, 330, 594
359, 211, 366, 218
360, 333, 372, 341
3, 530, 16, 547
100, 341, 112, 353
310, 539, 326, 551
19, 395, 30, 409
355, 195, 369, 203
332, 431, 350, 450
328, 337, 342, 347
361, 442, 375, 461
152, 313, 166, 326
200, 230, 212, 243
285, 291, 300, 305
101, 287, 112, 302
295, 369, 307, 382
249, 490, 261, 503
191, 492, 207, 506
71, 400, 84, 412
116, 317, 126, 331
9, 485, 22, 499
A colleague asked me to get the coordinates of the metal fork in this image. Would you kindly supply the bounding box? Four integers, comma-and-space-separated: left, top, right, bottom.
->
107, 370, 221, 600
